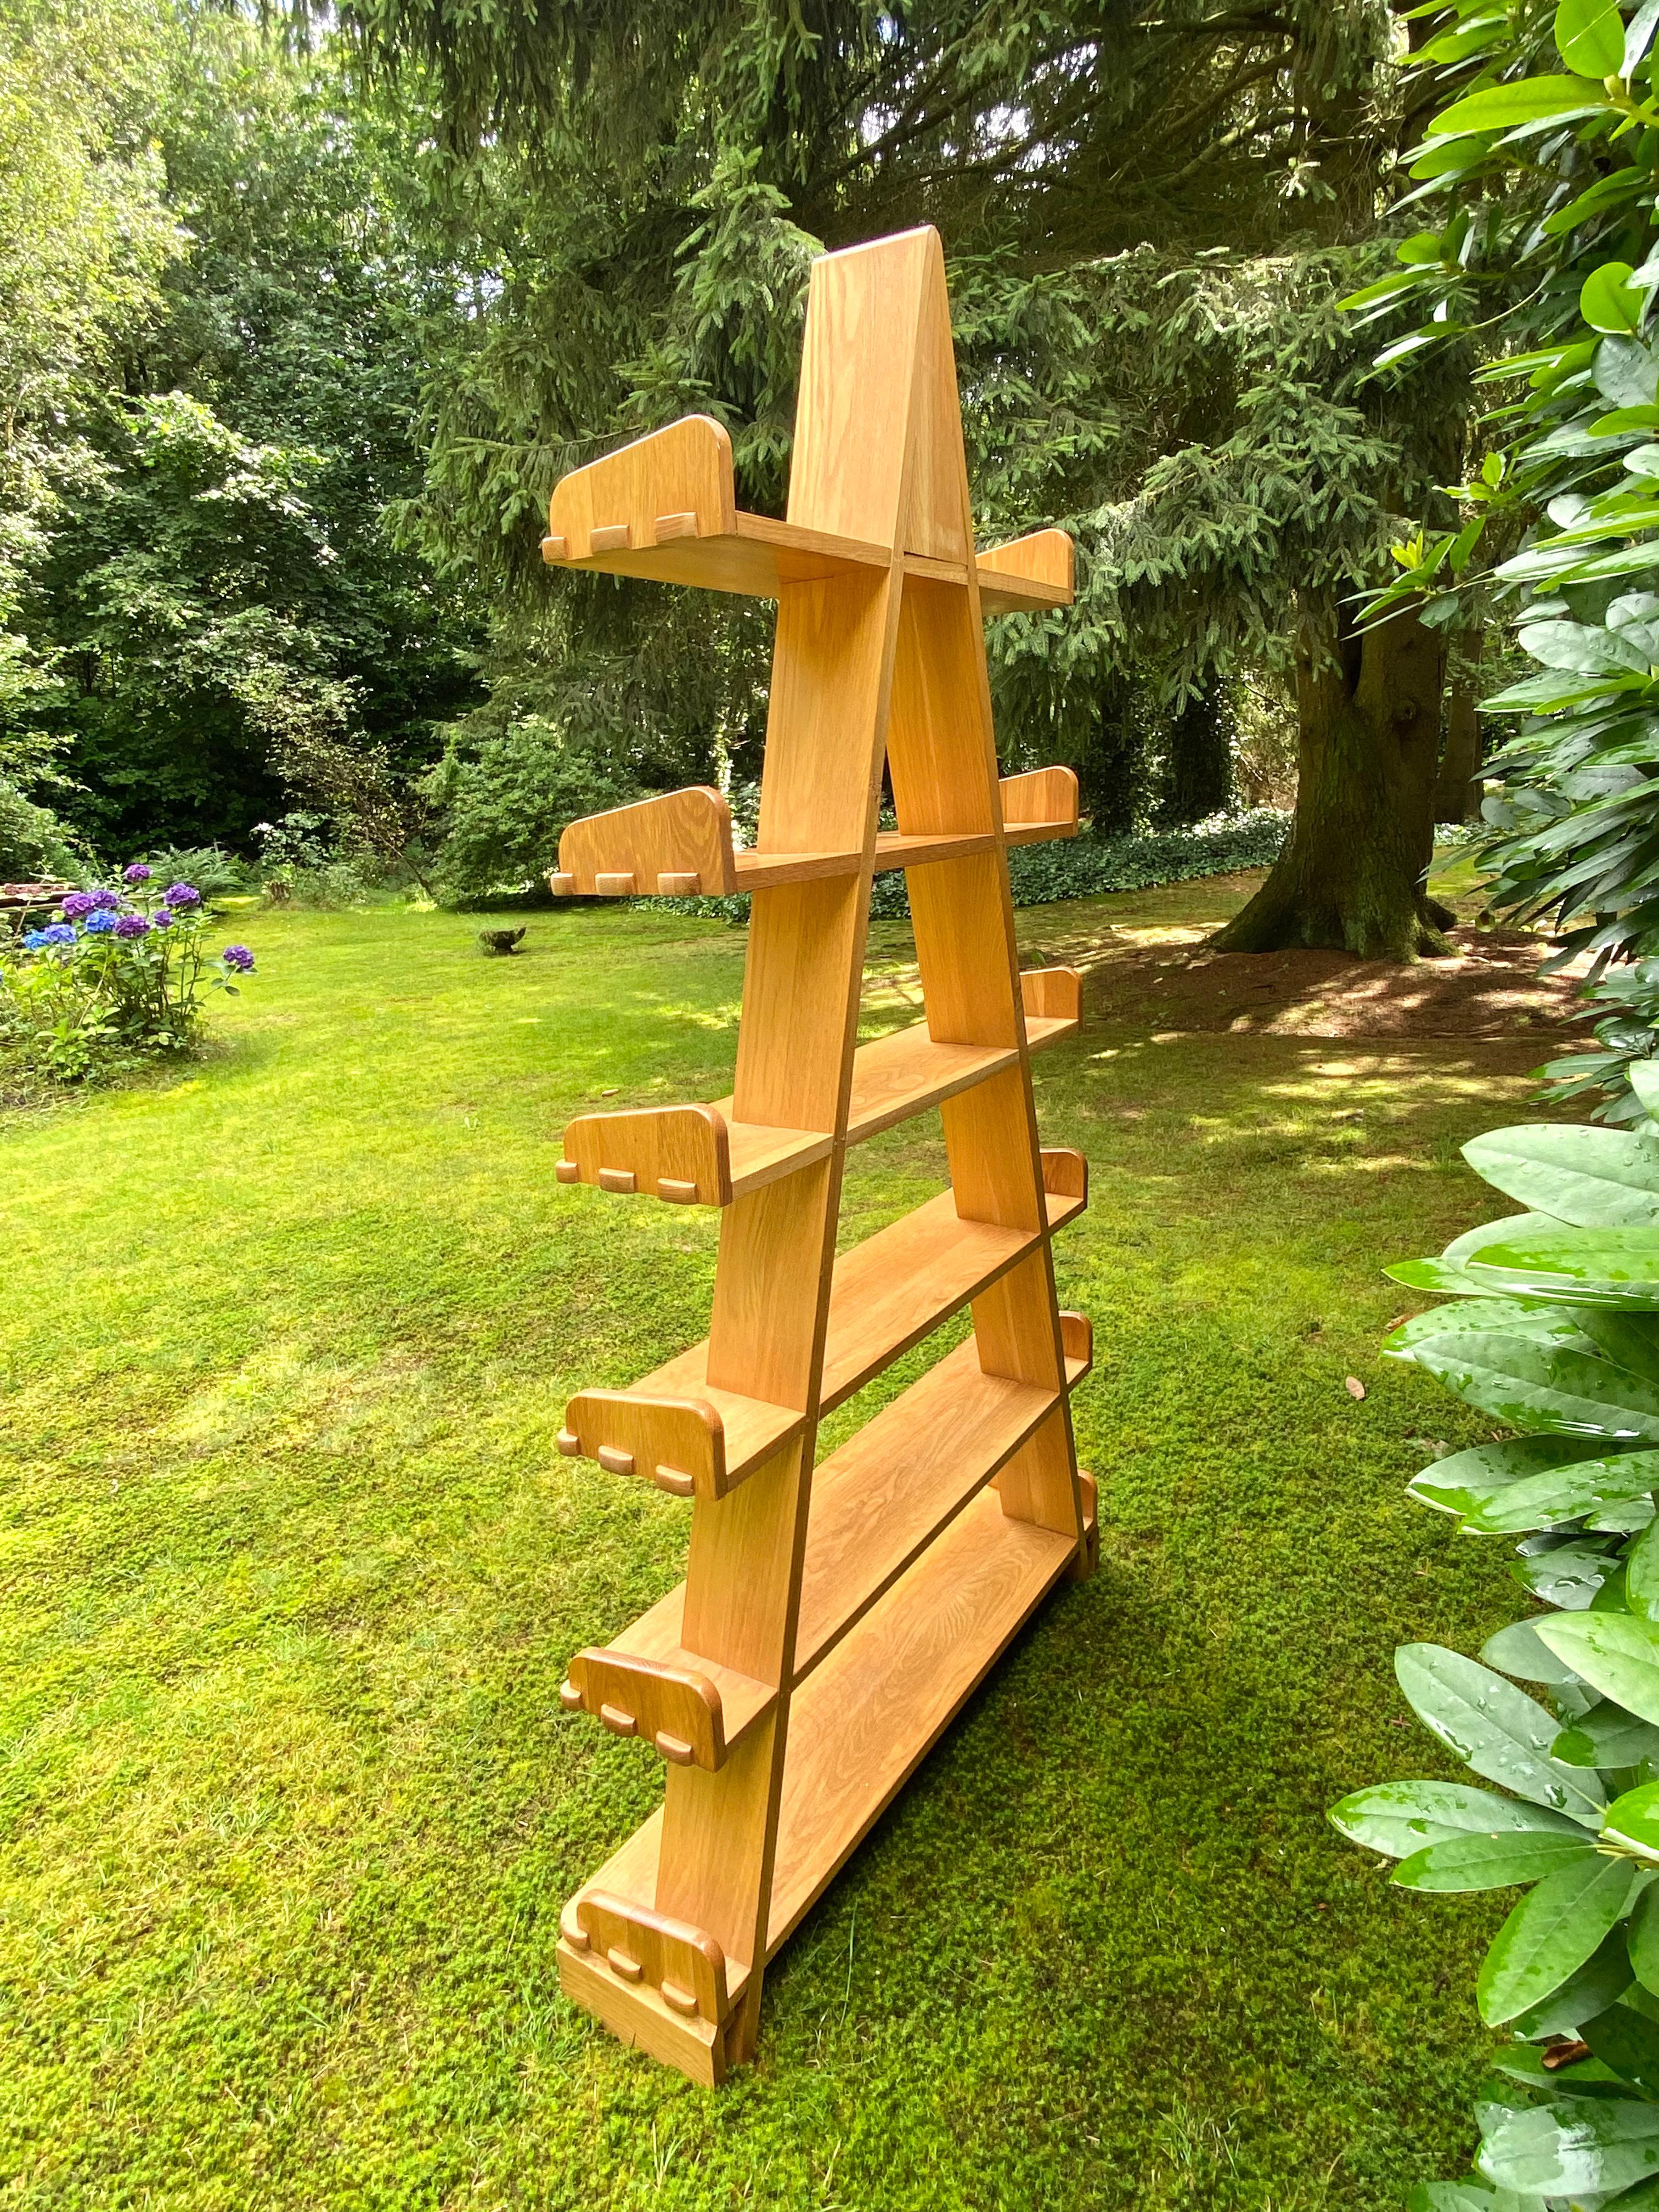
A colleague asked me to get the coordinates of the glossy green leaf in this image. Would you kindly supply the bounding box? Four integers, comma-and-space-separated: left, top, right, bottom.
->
1488, 1617, 1592, 1684
1468, 1230, 1659, 1311
1478, 2091, 1659, 2191
1554, 1698, 1659, 1768
1396, 1644, 1607, 1818
1397, 1830, 1599, 1889
1586, 2000, 1659, 2100
1406, 1329, 1659, 1441
1446, 1212, 1571, 1268
1436, 75, 1613, 136
1517, 620, 1655, 675
1384, 1297, 1583, 1357
1541, 1612, 1659, 1725
1587, 264, 1650, 338
1516, 1541, 1626, 1609
1605, 1781, 1659, 1858
1331, 1778, 1584, 1858
1412, 1435, 1622, 1525
1464, 1124, 1659, 1226
1430, 1449, 1659, 1536
1558, 0, 1628, 76
1626, 0, 1659, 74
1492, 2038, 1629, 2095
1630, 1516, 1659, 1617
1406, 2184, 1501, 2212
1629, 1879, 1659, 1990
1513, 1926, 1635, 2036
1477, 1853, 1640, 2022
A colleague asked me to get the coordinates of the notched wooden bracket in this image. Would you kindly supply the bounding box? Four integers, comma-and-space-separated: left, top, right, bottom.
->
1059, 1310, 1093, 1388
562, 1649, 731, 1769
551, 786, 736, 898
543, 416, 739, 567
560, 1389, 729, 1500
1068, 1470, 1099, 1583
1001, 765, 1080, 845
558, 1102, 733, 1207
562, 1889, 732, 2028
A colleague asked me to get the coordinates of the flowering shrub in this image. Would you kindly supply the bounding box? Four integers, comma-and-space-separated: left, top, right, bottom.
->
0, 867, 255, 1082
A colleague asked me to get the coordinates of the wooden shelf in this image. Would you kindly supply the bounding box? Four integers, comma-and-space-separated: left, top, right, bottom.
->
821, 1192, 1035, 1410
568, 985, 1083, 1217
766, 1488, 1075, 1956
795, 1338, 1062, 1678
607, 1323, 1090, 1692
566, 1488, 1076, 1996
550, 783, 1076, 900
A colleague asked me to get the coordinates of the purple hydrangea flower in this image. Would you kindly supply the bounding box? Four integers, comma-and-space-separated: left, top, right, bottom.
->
60, 892, 95, 919
221, 944, 255, 974
42, 923, 77, 946
114, 913, 150, 939
151, 907, 173, 929
123, 863, 153, 884
88, 888, 121, 912
163, 883, 201, 910
83, 909, 118, 935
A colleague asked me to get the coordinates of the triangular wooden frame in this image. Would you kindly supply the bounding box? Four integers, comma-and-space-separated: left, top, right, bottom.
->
542, 225, 1094, 2084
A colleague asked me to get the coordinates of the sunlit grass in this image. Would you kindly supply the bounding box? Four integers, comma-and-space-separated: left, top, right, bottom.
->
0, 884, 1553, 2209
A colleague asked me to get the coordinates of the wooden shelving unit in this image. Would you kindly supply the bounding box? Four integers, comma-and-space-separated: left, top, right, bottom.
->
544, 224, 1093, 2084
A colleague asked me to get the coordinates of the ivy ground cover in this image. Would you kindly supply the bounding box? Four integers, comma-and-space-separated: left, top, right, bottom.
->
0, 888, 1572, 2210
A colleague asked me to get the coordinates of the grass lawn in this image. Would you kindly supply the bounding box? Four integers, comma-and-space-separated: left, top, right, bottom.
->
1, 882, 1549, 2210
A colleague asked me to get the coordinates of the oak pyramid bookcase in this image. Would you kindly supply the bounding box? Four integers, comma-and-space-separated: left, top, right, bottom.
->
541, 225, 1094, 2085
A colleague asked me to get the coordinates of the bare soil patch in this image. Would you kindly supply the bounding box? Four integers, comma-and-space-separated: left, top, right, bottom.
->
1019, 871, 1594, 1046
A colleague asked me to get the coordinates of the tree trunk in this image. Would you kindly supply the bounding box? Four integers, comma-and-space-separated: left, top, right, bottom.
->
1434, 638, 1484, 823
1211, 599, 1454, 960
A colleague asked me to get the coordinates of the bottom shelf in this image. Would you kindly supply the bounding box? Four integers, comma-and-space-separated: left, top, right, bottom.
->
565, 1485, 1075, 1979
766, 1488, 1074, 1955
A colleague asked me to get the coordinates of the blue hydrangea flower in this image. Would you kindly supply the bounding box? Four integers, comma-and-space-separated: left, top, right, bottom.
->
21, 929, 47, 951
83, 910, 118, 935
163, 883, 201, 910
42, 923, 77, 946
222, 944, 255, 973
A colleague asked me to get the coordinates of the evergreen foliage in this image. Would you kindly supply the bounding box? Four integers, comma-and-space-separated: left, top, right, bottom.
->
1354, 0, 1659, 1106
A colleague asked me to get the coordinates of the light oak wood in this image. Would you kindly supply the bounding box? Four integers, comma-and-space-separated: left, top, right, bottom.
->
1001, 765, 1080, 844
551, 792, 1077, 904
1059, 1310, 1094, 1388
1021, 964, 1082, 1037
976, 527, 1075, 612
767, 1487, 1075, 1955
559, 1102, 832, 1207
795, 1335, 1059, 1677
566, 1889, 732, 2025
562, 1644, 775, 1769
559, 1380, 800, 1502
546, 224, 1091, 2084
